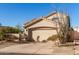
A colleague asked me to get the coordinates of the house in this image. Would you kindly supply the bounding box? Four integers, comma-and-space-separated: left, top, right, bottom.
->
74, 26, 79, 32
73, 26, 79, 40
24, 11, 70, 42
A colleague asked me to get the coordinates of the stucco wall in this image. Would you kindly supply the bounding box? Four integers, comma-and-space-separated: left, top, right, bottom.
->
32, 29, 57, 41
28, 19, 57, 29
24, 13, 69, 42
73, 31, 79, 40
24, 19, 57, 41
47, 13, 68, 25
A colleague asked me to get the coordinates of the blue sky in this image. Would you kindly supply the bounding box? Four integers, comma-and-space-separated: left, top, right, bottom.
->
0, 3, 79, 27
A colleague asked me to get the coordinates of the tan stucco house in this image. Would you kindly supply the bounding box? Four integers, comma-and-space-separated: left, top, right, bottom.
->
24, 12, 70, 42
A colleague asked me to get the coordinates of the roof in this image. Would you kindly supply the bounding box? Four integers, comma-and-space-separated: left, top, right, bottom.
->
24, 11, 68, 28
24, 17, 43, 28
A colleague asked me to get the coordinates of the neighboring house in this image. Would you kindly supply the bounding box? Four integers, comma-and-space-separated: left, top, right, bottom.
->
74, 26, 79, 32
73, 26, 79, 40
24, 11, 70, 42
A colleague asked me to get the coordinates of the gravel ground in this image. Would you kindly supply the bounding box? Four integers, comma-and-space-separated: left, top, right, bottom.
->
0, 41, 78, 55
0, 41, 19, 49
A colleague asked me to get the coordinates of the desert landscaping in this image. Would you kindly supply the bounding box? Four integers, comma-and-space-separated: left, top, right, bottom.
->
0, 40, 79, 55
0, 3, 79, 55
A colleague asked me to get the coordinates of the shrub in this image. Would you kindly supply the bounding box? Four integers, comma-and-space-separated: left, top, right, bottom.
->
42, 40, 47, 43
0, 31, 5, 41
47, 35, 59, 41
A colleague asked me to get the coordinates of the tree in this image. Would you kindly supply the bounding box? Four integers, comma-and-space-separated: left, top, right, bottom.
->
53, 10, 71, 44
15, 24, 23, 42
15, 24, 23, 33
0, 31, 5, 41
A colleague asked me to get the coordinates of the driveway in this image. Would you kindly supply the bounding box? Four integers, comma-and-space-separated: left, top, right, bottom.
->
0, 41, 78, 55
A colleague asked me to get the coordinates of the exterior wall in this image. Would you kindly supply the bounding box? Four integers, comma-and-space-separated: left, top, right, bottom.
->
24, 13, 69, 42
73, 27, 79, 40
24, 19, 58, 41
47, 13, 68, 25
5, 34, 19, 41
74, 27, 79, 32
73, 31, 79, 40
11, 34, 19, 38
27, 19, 56, 29
32, 29, 57, 41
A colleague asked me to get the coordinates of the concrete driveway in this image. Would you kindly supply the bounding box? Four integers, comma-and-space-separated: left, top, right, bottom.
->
0, 41, 78, 55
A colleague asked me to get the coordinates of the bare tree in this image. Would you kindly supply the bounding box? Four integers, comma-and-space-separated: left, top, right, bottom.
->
53, 10, 71, 44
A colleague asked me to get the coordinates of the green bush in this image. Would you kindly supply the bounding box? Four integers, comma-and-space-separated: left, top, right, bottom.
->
0, 31, 5, 41
0, 26, 23, 41
47, 35, 59, 41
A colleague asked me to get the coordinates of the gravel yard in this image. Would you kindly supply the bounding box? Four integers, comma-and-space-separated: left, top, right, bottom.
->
0, 41, 78, 55
0, 41, 19, 49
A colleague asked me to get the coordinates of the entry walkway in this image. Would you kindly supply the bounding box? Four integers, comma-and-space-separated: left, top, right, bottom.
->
0, 41, 78, 55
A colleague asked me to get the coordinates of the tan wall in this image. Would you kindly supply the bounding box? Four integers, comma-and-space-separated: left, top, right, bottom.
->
47, 13, 68, 25
32, 29, 57, 41
8, 34, 19, 38
27, 19, 57, 29
24, 19, 57, 41
24, 13, 68, 41
73, 31, 79, 40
